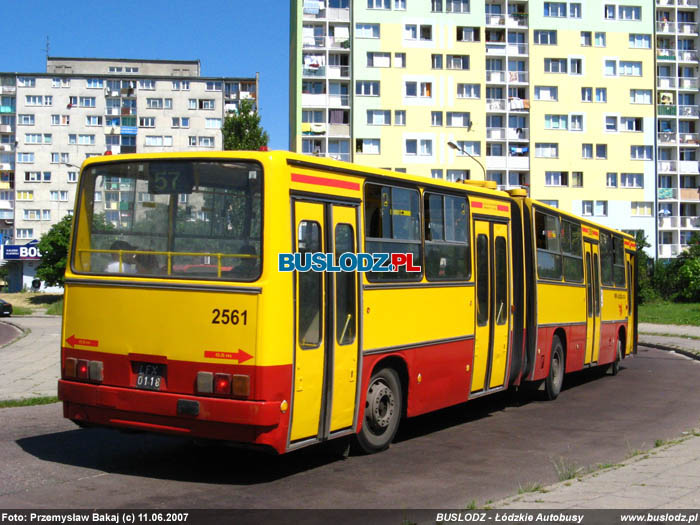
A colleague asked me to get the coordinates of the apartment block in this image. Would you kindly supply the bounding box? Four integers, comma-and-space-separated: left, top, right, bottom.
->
0, 57, 258, 245
291, 0, 661, 255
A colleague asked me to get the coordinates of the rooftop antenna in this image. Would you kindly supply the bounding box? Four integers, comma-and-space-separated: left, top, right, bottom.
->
44, 36, 50, 62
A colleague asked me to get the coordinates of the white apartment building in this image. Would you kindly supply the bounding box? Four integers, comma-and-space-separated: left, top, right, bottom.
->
0, 57, 259, 245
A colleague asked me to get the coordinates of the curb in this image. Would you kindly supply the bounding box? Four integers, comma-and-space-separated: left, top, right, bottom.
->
638, 339, 700, 361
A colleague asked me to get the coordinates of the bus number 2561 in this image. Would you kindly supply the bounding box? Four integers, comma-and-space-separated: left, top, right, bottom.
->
212, 308, 247, 325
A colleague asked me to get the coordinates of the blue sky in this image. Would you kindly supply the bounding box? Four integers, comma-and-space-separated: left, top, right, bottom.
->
0, 0, 290, 149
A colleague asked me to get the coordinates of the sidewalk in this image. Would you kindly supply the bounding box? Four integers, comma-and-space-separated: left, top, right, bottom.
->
0, 316, 61, 401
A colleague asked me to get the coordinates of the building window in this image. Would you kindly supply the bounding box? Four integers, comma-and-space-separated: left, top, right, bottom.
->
605, 116, 618, 132
432, 54, 443, 69
139, 117, 156, 128
582, 201, 593, 216
431, 111, 443, 126
447, 112, 470, 127
356, 81, 380, 96
356, 138, 380, 154
621, 173, 643, 188
620, 61, 642, 77
569, 3, 581, 17
544, 2, 566, 17
544, 58, 567, 73
630, 90, 652, 104
629, 34, 650, 48
595, 32, 606, 47
367, 110, 391, 125
535, 143, 558, 158
622, 117, 643, 132
394, 52, 406, 67
545, 115, 568, 130
604, 4, 616, 19
569, 58, 583, 75
619, 6, 641, 20
368, 0, 390, 9
580, 31, 591, 46
545, 171, 568, 186
595, 201, 608, 217
535, 86, 558, 101
456, 26, 479, 42
570, 114, 584, 131
457, 83, 480, 99
631, 146, 653, 160
394, 110, 406, 126
581, 87, 592, 102
368, 52, 391, 68
631, 202, 652, 216
446, 55, 469, 70
596, 88, 607, 103
572, 172, 583, 187
356, 23, 380, 39
596, 144, 607, 159
447, 0, 470, 13
455, 141, 480, 156
606, 172, 618, 187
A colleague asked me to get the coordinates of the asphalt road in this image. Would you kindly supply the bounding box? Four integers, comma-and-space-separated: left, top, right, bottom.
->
1, 347, 699, 509
0, 319, 22, 347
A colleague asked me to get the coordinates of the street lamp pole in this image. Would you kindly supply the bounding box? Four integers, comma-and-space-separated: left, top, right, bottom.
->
447, 141, 486, 180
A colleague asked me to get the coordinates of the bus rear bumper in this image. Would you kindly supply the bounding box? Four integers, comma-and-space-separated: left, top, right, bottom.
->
58, 380, 286, 451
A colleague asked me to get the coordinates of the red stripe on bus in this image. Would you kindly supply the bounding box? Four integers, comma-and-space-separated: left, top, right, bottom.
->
472, 201, 483, 208
497, 205, 509, 212
291, 173, 360, 191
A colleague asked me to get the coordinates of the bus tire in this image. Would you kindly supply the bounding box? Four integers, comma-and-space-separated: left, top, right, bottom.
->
610, 338, 622, 376
356, 367, 402, 454
545, 336, 564, 400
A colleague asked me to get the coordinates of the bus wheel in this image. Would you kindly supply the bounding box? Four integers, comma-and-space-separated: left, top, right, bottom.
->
610, 338, 622, 376
356, 368, 402, 453
545, 336, 564, 400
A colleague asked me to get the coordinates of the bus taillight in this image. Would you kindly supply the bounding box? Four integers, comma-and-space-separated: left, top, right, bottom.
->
64, 357, 103, 383
232, 375, 250, 397
214, 373, 231, 395
77, 360, 89, 379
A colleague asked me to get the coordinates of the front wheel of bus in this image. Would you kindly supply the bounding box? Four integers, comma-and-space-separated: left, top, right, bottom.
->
610, 338, 622, 376
545, 336, 564, 401
356, 368, 402, 454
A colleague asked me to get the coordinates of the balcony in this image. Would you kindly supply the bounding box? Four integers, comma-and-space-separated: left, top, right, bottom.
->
327, 65, 350, 79
328, 37, 350, 50
486, 43, 506, 55
657, 0, 675, 5
679, 77, 699, 89
657, 49, 677, 61
0, 163, 12, 171
680, 188, 700, 200
679, 0, 699, 5
681, 216, 700, 227
658, 76, 677, 89
659, 187, 678, 199
509, 98, 529, 111
679, 160, 700, 173
486, 127, 506, 140
485, 14, 506, 26
0, 143, 14, 152
486, 155, 507, 169
507, 71, 528, 83
658, 132, 678, 144
680, 133, 700, 144
507, 43, 528, 56
659, 216, 679, 228
658, 104, 677, 116
680, 105, 700, 117
302, 36, 327, 49
0, 86, 15, 95
657, 21, 677, 33
0, 199, 13, 210
303, 66, 327, 77
679, 50, 699, 62
0, 106, 15, 114
658, 160, 678, 173
507, 156, 530, 170
486, 70, 506, 83
302, 93, 349, 108
0, 125, 12, 133
487, 98, 506, 111
658, 244, 681, 257
679, 23, 699, 35
328, 123, 350, 137
507, 14, 528, 28
328, 152, 351, 162
507, 127, 529, 140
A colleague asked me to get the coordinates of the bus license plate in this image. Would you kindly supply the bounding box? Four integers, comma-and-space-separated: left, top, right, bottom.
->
136, 363, 165, 391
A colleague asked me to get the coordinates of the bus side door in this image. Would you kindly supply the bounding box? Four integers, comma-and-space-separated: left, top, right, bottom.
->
626, 251, 635, 356
290, 200, 359, 445
584, 241, 602, 364
472, 219, 511, 392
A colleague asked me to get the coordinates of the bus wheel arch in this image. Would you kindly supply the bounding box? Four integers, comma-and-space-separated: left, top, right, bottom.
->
545, 331, 566, 400
355, 356, 407, 453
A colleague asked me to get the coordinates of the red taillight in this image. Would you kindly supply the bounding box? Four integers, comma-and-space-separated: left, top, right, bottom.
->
65, 357, 77, 378
214, 373, 231, 395
76, 360, 89, 379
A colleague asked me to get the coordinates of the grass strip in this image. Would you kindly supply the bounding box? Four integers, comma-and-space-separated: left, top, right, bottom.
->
0, 396, 59, 409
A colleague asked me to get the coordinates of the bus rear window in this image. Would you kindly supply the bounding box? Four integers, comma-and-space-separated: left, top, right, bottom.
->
72, 160, 263, 281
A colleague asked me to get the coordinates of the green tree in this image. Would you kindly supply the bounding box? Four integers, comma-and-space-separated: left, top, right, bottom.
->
36, 215, 72, 287
634, 232, 658, 304
221, 99, 269, 151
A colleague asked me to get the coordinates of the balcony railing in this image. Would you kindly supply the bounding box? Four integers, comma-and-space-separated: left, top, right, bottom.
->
658, 160, 678, 173
327, 65, 350, 79
485, 14, 506, 26
681, 187, 700, 200
0, 143, 14, 152
680, 105, 700, 117
679, 50, 699, 62
507, 43, 528, 55
507, 127, 529, 140
679, 161, 700, 173
657, 21, 677, 33
658, 132, 678, 144
657, 0, 675, 5
507, 14, 528, 27
658, 76, 677, 88
486, 127, 506, 140
0, 106, 15, 114
659, 216, 679, 229
0, 125, 12, 133
658, 104, 677, 116
486, 43, 506, 55
657, 49, 677, 61
507, 71, 528, 83
486, 70, 506, 83
303, 66, 326, 77
0, 86, 15, 95
658, 244, 681, 258
681, 216, 700, 227
680, 133, 700, 144
487, 98, 506, 111
679, 0, 699, 6
679, 22, 699, 35
659, 187, 679, 199
680, 77, 699, 89
302, 93, 350, 108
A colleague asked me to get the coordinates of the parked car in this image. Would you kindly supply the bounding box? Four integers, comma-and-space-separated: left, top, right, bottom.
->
0, 299, 12, 317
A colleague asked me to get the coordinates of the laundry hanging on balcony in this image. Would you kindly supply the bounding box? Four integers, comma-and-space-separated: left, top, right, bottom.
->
303, 0, 324, 15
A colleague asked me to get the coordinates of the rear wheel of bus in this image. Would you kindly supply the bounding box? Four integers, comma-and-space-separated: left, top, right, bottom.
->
356, 367, 402, 453
545, 336, 564, 400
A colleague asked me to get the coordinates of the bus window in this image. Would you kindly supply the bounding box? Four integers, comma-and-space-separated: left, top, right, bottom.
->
424, 193, 470, 281
365, 183, 421, 281
534, 210, 562, 280
613, 237, 626, 287
600, 232, 614, 286
335, 223, 356, 345
298, 221, 323, 348
561, 220, 583, 282
476, 234, 489, 326
495, 236, 507, 325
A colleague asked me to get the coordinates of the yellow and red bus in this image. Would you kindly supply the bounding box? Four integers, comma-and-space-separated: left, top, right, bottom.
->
58, 151, 637, 454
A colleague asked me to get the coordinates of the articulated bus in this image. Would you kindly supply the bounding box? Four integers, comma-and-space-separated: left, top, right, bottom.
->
58, 151, 637, 454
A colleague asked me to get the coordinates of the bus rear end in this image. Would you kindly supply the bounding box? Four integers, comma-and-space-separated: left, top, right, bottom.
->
58, 154, 290, 453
